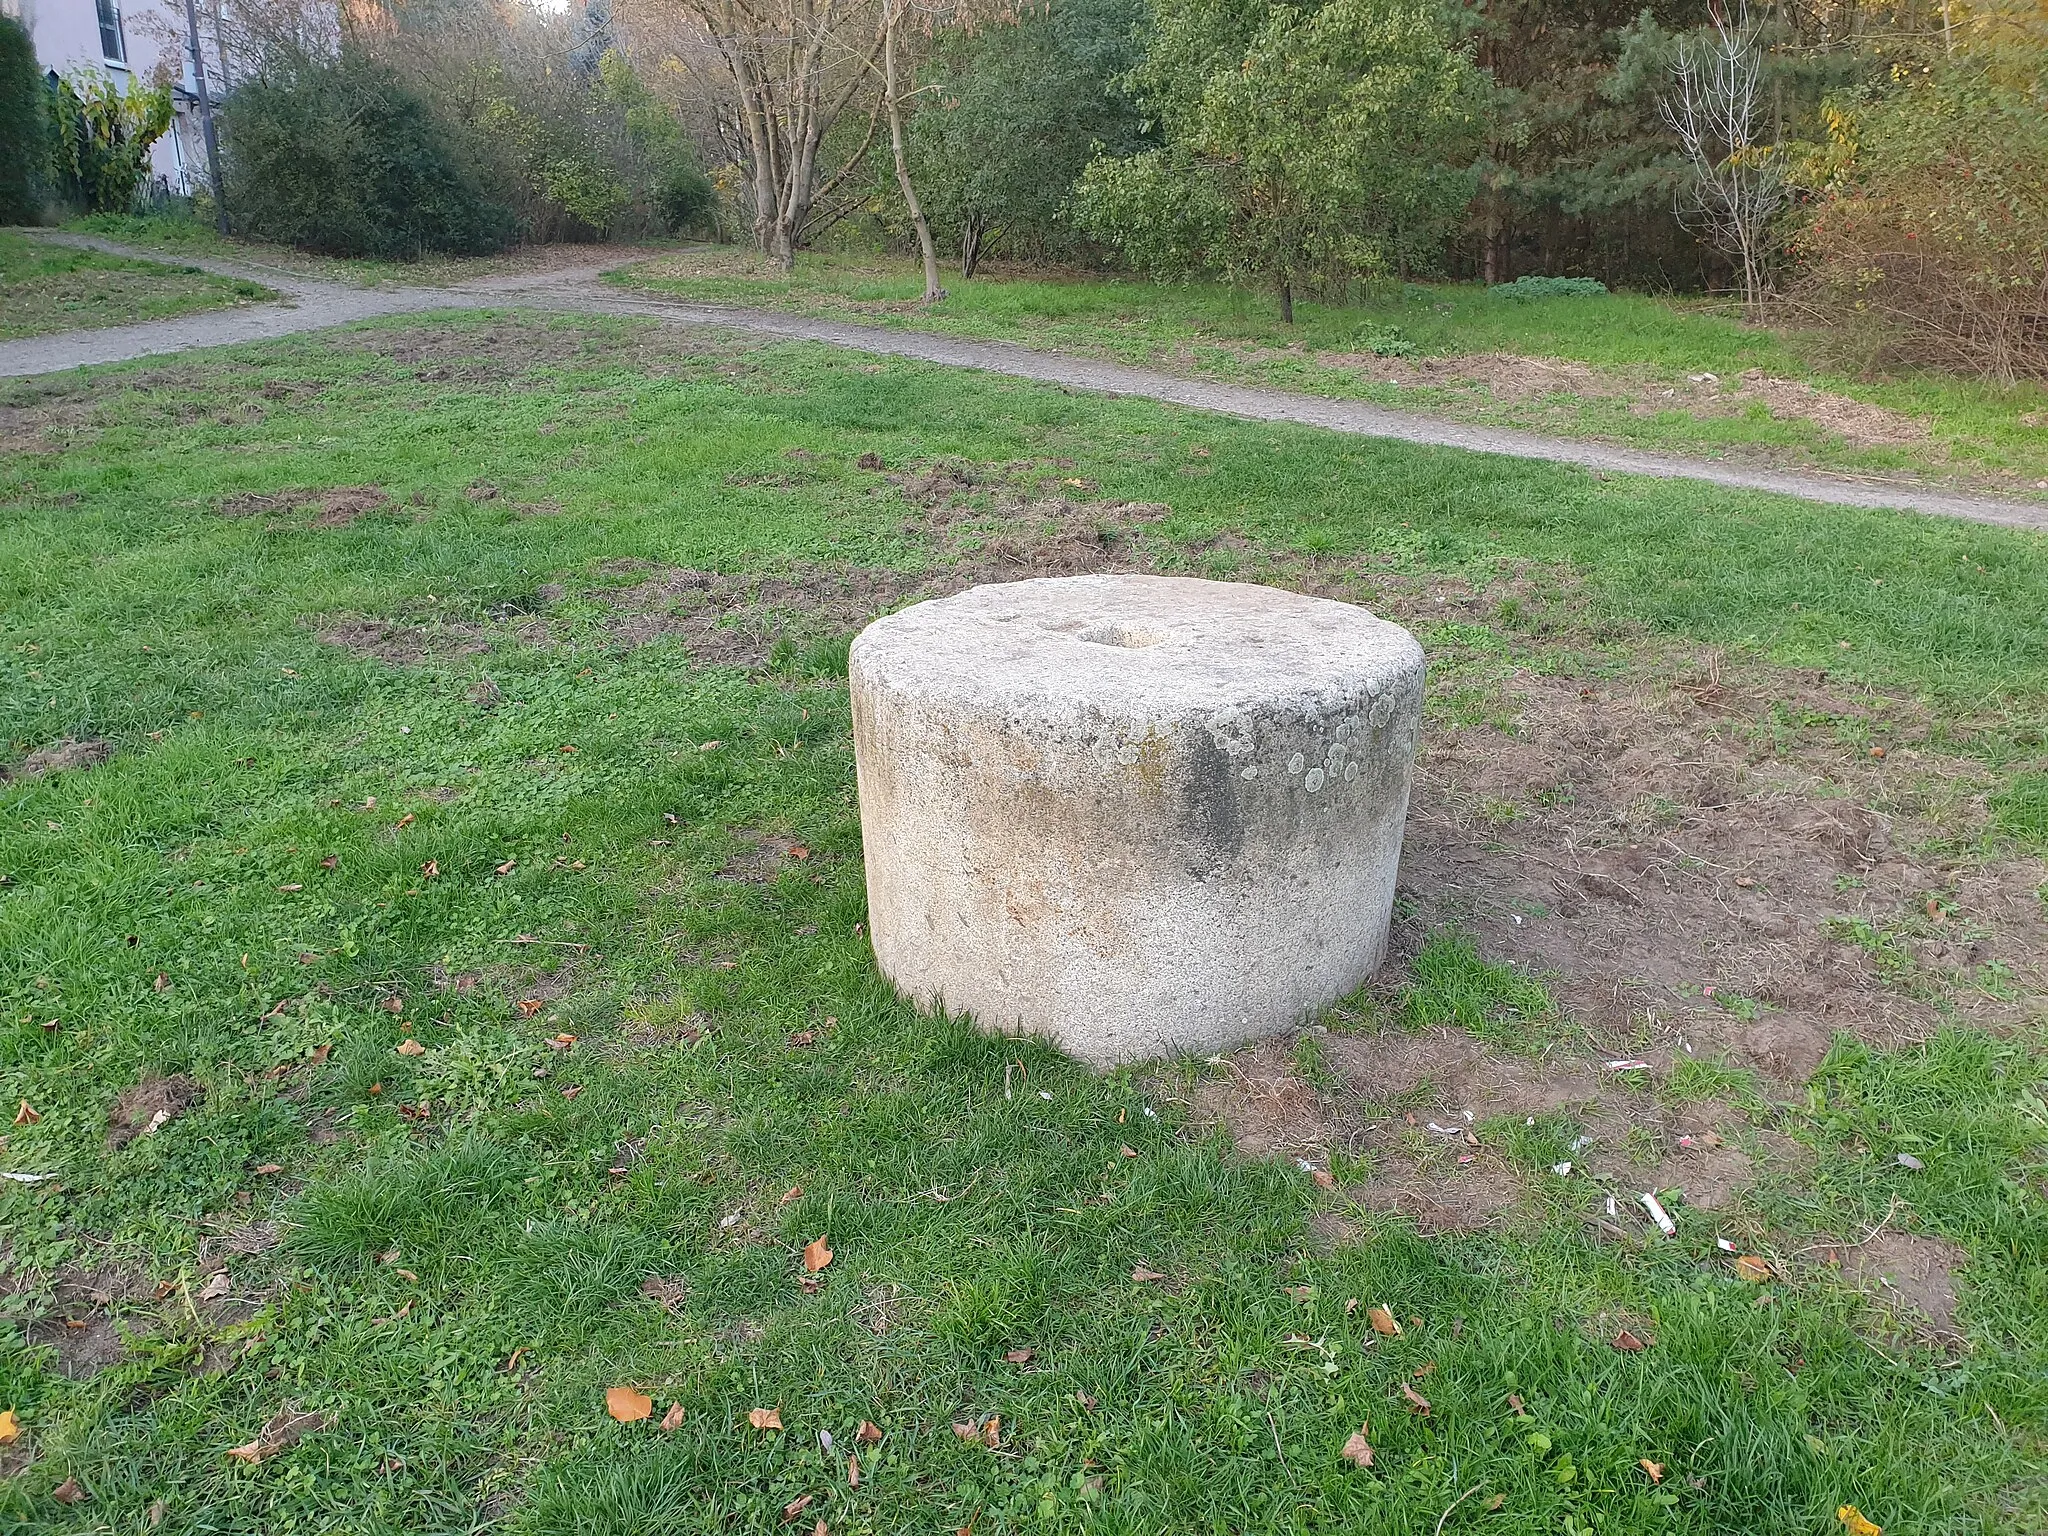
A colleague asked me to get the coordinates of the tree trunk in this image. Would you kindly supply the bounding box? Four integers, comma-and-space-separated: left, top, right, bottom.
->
1278, 275, 1294, 324
884, 1, 944, 304
961, 219, 982, 280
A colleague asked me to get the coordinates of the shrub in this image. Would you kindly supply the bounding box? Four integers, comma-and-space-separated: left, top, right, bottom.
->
653, 160, 716, 234
1792, 25, 2048, 384
50, 69, 172, 214
0, 16, 45, 223
1487, 274, 1610, 300
220, 50, 516, 258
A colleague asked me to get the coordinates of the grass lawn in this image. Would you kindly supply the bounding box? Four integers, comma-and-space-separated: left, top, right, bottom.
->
61, 214, 675, 293
1, 310, 2045, 1534
0, 231, 274, 341
617, 249, 2048, 500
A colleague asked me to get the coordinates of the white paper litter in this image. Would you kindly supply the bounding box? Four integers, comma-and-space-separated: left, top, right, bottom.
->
1640, 1191, 1677, 1237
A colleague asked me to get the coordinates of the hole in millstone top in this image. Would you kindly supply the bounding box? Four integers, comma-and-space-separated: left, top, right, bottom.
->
1074, 621, 1173, 649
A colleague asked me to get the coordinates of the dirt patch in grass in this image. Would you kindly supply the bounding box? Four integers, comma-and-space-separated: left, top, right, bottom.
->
1656, 370, 1932, 448
1316, 350, 1625, 405
218, 484, 393, 526
2, 736, 111, 783
7, 1265, 161, 1378
105, 1073, 205, 1150
1824, 1230, 1966, 1336
315, 616, 492, 665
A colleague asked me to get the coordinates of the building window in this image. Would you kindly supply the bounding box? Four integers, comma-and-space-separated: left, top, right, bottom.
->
97, 0, 127, 63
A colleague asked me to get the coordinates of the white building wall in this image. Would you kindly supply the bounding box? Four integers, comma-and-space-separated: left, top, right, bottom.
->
6, 0, 217, 194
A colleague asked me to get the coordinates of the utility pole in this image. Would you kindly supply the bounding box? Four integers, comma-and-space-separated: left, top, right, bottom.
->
180, 0, 228, 236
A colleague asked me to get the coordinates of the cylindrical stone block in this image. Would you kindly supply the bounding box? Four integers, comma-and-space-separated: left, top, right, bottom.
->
850, 574, 1425, 1067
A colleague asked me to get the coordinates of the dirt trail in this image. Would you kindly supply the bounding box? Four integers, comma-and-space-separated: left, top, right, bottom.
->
4, 232, 2045, 534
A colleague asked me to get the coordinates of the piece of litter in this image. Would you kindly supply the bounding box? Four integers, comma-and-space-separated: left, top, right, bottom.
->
1425, 1122, 1464, 1136
1142, 1106, 1156, 1118
1296, 1158, 1316, 1172
1569, 1135, 1593, 1152
1896, 1153, 1924, 1171
718, 1210, 742, 1230
1640, 1191, 1677, 1237
1462, 1110, 1473, 1123
1551, 1162, 1573, 1177
1605, 1196, 1618, 1218
1604, 1060, 1653, 1073
1524, 1116, 1534, 1126
2, 1171, 55, 1183
1717, 1238, 1737, 1252
1456, 1154, 1474, 1165
1038, 1090, 1053, 1101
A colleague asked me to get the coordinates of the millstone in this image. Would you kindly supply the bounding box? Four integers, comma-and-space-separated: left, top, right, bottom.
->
850, 573, 1425, 1066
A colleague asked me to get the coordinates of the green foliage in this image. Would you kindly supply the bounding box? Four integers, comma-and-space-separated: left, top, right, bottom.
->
1075, 0, 1484, 315
0, 16, 46, 223
899, 0, 1147, 274
1489, 274, 1610, 299
219, 50, 516, 258
49, 69, 172, 215
1793, 5, 2048, 382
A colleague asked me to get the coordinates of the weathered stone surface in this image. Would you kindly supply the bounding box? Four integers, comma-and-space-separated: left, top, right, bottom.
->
850, 574, 1425, 1066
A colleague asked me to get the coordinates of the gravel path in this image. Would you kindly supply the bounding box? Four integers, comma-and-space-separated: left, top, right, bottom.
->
6, 232, 2044, 534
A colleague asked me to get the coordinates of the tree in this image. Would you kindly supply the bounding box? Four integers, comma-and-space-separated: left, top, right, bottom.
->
1660, 3, 1788, 319
50, 70, 173, 213
900, 0, 1146, 277
1075, 0, 1483, 319
0, 16, 47, 224
637, 0, 887, 268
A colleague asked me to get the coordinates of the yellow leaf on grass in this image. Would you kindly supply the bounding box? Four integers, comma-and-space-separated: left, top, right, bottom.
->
749, 1406, 784, 1431
0, 1410, 18, 1444
1367, 1306, 1402, 1336
1734, 1255, 1774, 1283
659, 1403, 685, 1432
1639, 1459, 1665, 1483
606, 1387, 652, 1423
1131, 1267, 1167, 1283
854, 1420, 883, 1445
13, 1100, 38, 1126
395, 1039, 426, 1057
1838, 1507, 1883, 1536
803, 1236, 833, 1273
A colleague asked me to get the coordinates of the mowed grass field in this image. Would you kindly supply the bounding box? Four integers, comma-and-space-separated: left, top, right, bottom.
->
1, 309, 2045, 1534
618, 249, 2048, 498
0, 231, 273, 341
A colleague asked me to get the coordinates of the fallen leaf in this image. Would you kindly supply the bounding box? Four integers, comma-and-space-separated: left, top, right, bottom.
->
1131, 1267, 1166, 1283
848, 1451, 862, 1486
559, 1085, 582, 1100
516, 998, 544, 1017
780, 1493, 813, 1522
380, 996, 404, 1014
13, 1100, 38, 1126
606, 1387, 652, 1423
504, 1348, 527, 1372
659, 1401, 685, 1431
52, 1476, 88, 1504
1838, 1507, 1883, 1536
1734, 1255, 1773, 1283
1344, 1298, 1359, 1315
1640, 1459, 1665, 1483
1612, 1329, 1650, 1352
1367, 1306, 1402, 1336
1340, 1423, 1373, 1467
779, 1184, 804, 1205
276, 883, 303, 893
225, 1407, 332, 1464
1282, 1285, 1312, 1300
953, 1421, 979, 1441
803, 1236, 833, 1272
394, 1039, 426, 1056
421, 860, 438, 879
1119, 1145, 1139, 1159
1398, 1382, 1432, 1415
788, 845, 810, 860
749, 1407, 784, 1431
495, 859, 516, 876
1311, 1168, 1337, 1189
1003, 1348, 1034, 1364
253, 1163, 283, 1175
1486, 1494, 1506, 1511
197, 1271, 232, 1303
0, 1409, 17, 1444
1507, 1393, 1525, 1414
983, 1416, 1001, 1448
394, 1268, 417, 1283
396, 813, 416, 829
811, 1522, 827, 1536
787, 1029, 817, 1048
855, 1420, 883, 1444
